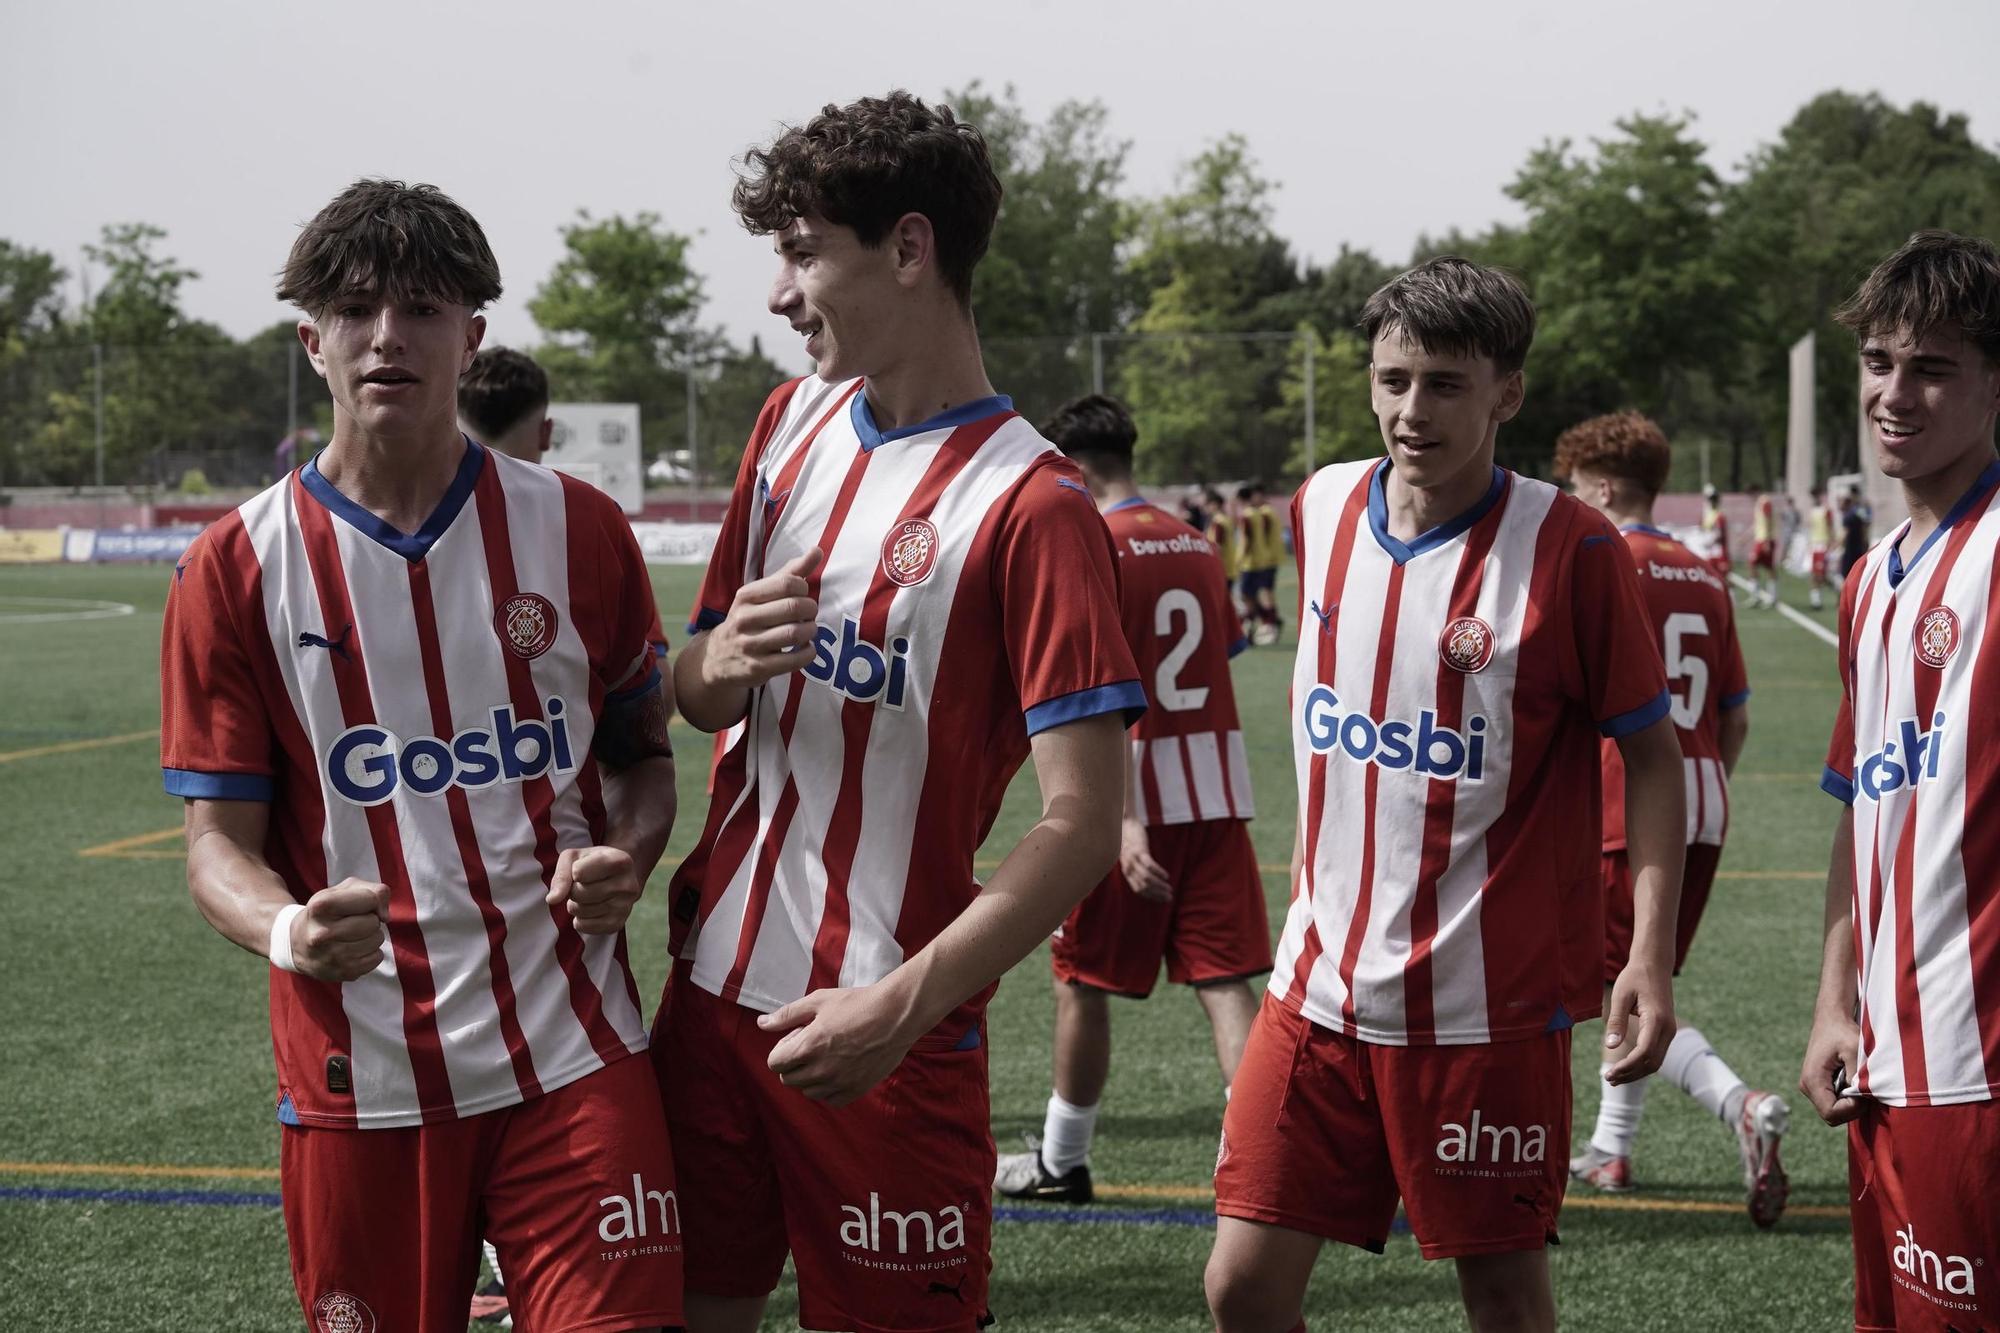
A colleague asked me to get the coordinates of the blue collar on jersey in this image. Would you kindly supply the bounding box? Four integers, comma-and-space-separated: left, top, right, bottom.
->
851, 391, 1014, 452
1367, 459, 1507, 565
1886, 455, 2000, 588
1620, 522, 1675, 540
1103, 496, 1147, 513
300, 436, 486, 563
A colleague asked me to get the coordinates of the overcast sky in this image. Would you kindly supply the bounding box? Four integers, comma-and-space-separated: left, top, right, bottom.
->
5, 0, 1998, 377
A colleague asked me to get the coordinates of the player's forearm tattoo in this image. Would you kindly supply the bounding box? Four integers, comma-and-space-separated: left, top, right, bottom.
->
594, 677, 674, 770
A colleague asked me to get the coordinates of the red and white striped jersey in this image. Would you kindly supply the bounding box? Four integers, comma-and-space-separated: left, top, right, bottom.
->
1822, 457, 2000, 1107
1104, 498, 1253, 826
1601, 525, 1750, 852
160, 444, 659, 1129
670, 378, 1143, 1026
1275, 459, 1669, 1046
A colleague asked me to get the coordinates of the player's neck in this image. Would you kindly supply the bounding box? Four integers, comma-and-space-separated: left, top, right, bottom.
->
318, 415, 469, 535
1382, 449, 1497, 540
858, 309, 995, 434
1899, 442, 1999, 553
1603, 499, 1655, 530
1095, 478, 1141, 512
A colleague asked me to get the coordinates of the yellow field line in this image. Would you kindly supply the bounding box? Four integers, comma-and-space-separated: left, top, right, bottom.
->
0, 728, 156, 765
78, 827, 184, 859
0, 1159, 1842, 1220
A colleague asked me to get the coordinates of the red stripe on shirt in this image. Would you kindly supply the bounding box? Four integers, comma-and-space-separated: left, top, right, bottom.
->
470, 464, 630, 1067
717, 443, 878, 1003
1402, 480, 1508, 1042
1333, 558, 1406, 1035
807, 417, 1001, 991
213, 509, 359, 1127
1848, 570, 1884, 1094
292, 474, 457, 1119
407, 559, 543, 1103
1286, 472, 1371, 1008
1962, 544, 2000, 1093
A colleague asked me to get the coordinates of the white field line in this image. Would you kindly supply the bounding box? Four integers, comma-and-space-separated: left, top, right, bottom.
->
1729, 575, 1837, 648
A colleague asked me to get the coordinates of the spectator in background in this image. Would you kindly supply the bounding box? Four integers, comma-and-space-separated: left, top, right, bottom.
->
1182, 488, 1210, 534
458, 347, 552, 463
1840, 487, 1872, 577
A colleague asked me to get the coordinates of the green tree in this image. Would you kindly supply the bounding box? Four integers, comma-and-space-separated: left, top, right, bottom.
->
1273, 325, 1377, 474
947, 83, 1137, 421
530, 211, 718, 473
1117, 137, 1302, 481
0, 240, 70, 486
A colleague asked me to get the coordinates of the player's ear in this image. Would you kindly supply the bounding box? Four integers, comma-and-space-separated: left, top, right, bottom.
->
889, 212, 935, 292
461, 313, 486, 373
537, 417, 554, 456
1493, 369, 1526, 424
297, 318, 328, 381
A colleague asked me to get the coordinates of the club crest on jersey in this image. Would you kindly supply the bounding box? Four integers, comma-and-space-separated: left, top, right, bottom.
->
1439, 616, 1496, 674
495, 592, 559, 660
1915, 606, 1960, 669
881, 518, 941, 587
311, 1292, 376, 1333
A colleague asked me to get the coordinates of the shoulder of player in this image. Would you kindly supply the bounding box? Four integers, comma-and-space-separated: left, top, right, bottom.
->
1293, 458, 1377, 527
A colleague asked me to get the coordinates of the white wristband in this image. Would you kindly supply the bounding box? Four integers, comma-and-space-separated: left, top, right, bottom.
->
269, 903, 306, 973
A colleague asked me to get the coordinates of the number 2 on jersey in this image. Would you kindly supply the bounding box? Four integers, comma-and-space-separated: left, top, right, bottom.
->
1663, 611, 1709, 728
1153, 589, 1209, 712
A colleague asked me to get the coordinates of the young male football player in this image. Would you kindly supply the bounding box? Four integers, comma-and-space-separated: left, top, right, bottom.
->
1702, 483, 1732, 584
1749, 483, 1778, 608
1207, 486, 1245, 625
1554, 411, 1790, 1229
1205, 258, 1686, 1333
1238, 480, 1286, 645
1803, 229, 2000, 1333
994, 395, 1268, 1204
161, 181, 682, 1333
459, 345, 553, 463
1807, 484, 1836, 610
659, 93, 1142, 1333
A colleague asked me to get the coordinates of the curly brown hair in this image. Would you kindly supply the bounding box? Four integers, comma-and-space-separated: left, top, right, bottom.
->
1552, 411, 1672, 496
731, 91, 1002, 305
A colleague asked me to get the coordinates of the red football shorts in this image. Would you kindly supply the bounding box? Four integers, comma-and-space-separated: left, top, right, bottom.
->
653, 967, 993, 1333
1214, 996, 1570, 1260
1811, 546, 1830, 580
1602, 843, 1721, 982
1050, 818, 1272, 997
280, 1053, 681, 1333
1849, 1100, 2000, 1332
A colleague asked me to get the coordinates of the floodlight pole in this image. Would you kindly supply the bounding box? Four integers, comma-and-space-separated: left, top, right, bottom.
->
93, 342, 105, 491
1091, 334, 1105, 396
686, 365, 698, 520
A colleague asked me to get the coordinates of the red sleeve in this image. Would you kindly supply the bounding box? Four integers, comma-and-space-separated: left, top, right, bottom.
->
688, 380, 803, 635
1569, 511, 1671, 737
995, 458, 1146, 736
1822, 565, 1862, 803
594, 491, 661, 698
160, 523, 275, 800
1717, 592, 1751, 711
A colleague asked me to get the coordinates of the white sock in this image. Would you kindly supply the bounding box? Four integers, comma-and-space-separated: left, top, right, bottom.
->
1040, 1092, 1100, 1175
1661, 1025, 1748, 1125
1590, 1065, 1649, 1158
482, 1238, 503, 1285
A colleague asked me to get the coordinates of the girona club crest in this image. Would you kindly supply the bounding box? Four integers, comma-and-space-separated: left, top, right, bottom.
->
1439, 616, 1497, 674
881, 518, 941, 587
495, 592, 559, 660
311, 1292, 376, 1333
1915, 605, 1960, 669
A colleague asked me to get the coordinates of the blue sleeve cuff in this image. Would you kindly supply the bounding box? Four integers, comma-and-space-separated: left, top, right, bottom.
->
1023, 680, 1148, 737
1720, 688, 1751, 711
604, 663, 661, 706
1598, 689, 1672, 739
1821, 765, 1856, 805
1228, 637, 1250, 659
164, 768, 274, 801
688, 606, 725, 635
